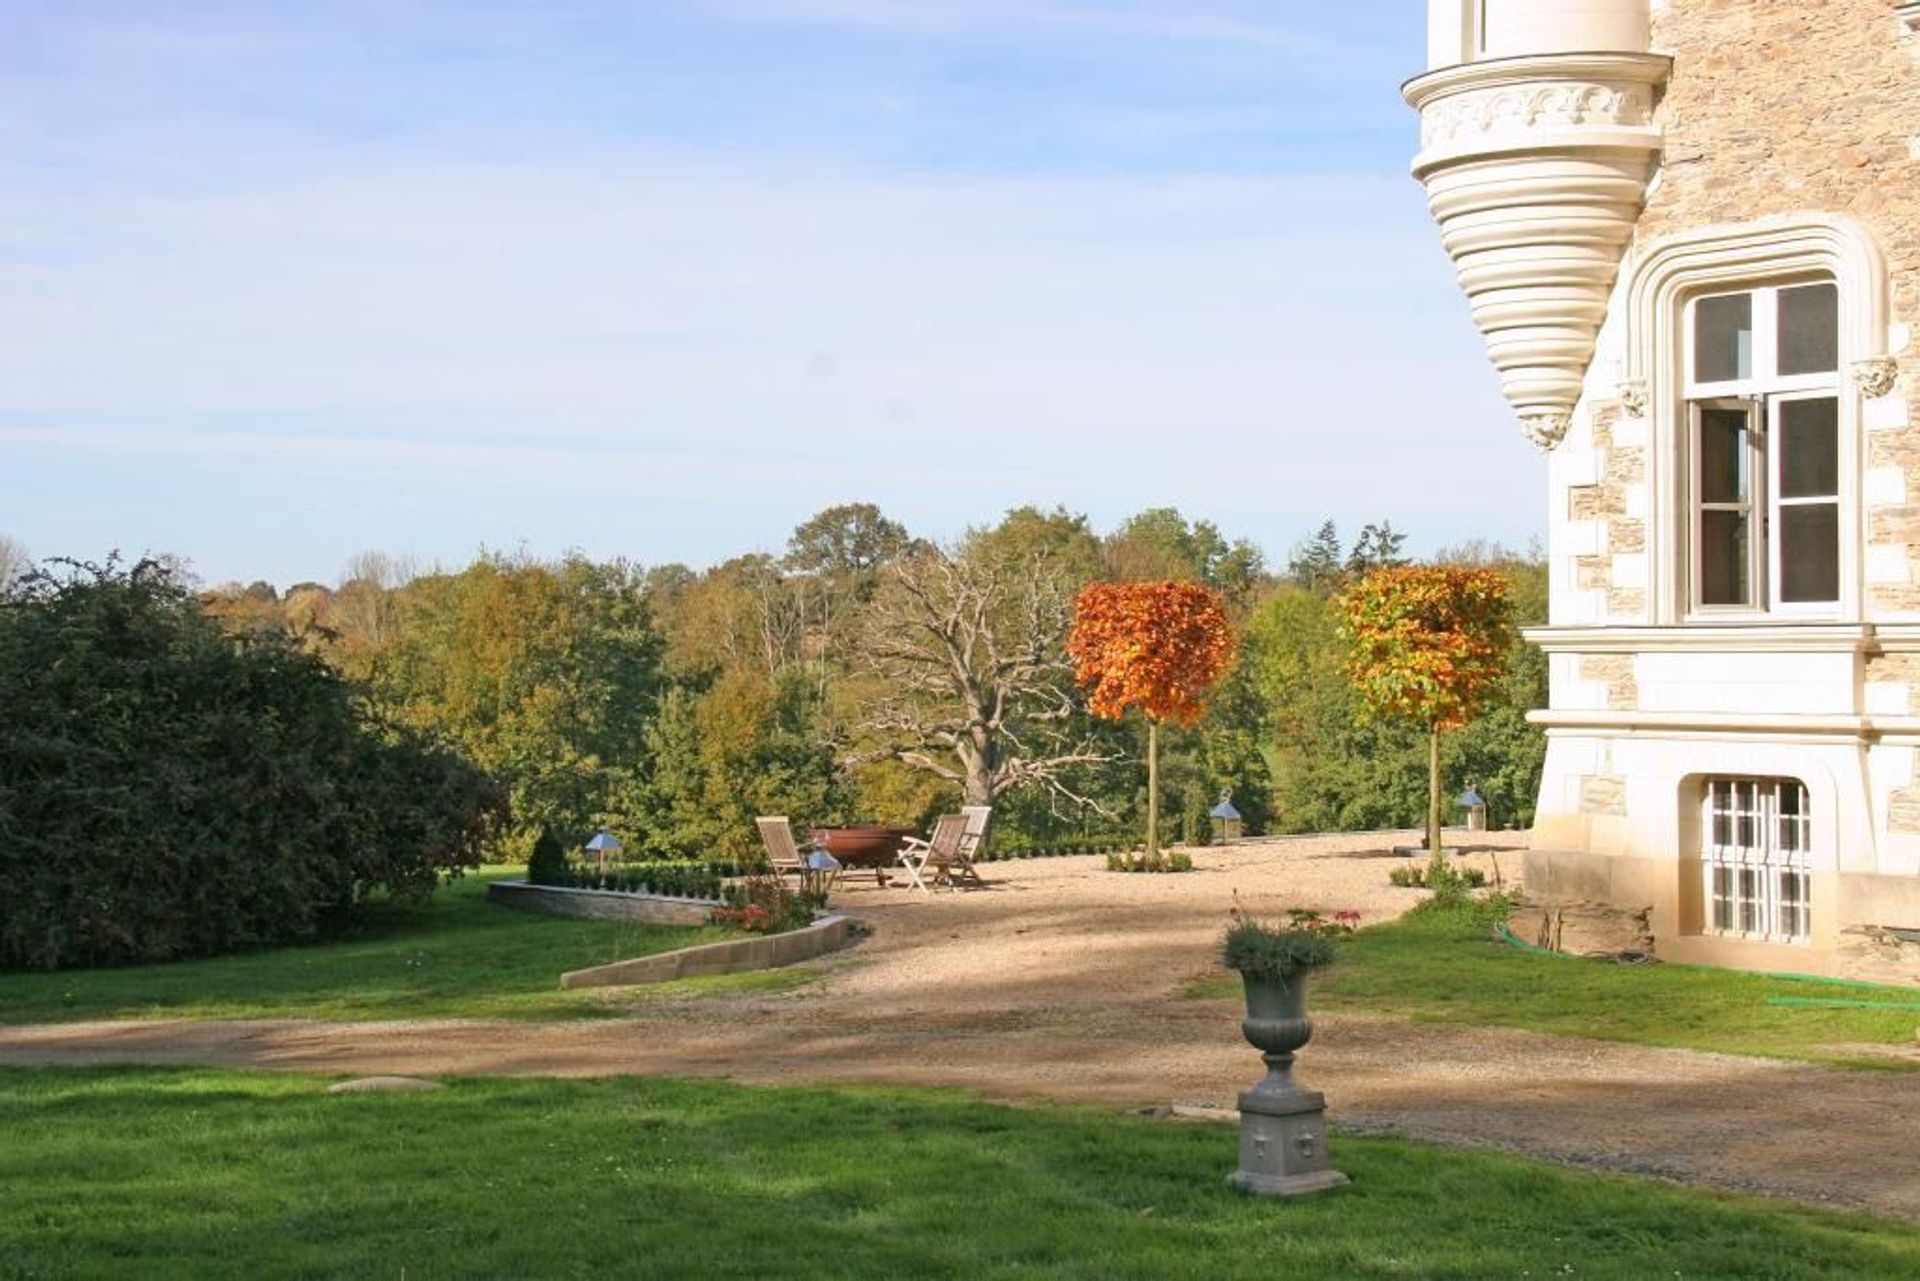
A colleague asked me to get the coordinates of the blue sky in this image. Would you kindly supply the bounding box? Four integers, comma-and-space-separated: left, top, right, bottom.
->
0, 1, 1536, 587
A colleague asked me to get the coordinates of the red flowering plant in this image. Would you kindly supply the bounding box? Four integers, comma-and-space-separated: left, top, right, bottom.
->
711, 868, 817, 935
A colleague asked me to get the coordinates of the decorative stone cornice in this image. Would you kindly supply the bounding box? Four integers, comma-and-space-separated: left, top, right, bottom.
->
1855, 356, 1900, 399
1405, 52, 1671, 452
1524, 623, 1877, 656
1417, 72, 1656, 153
1527, 709, 1920, 742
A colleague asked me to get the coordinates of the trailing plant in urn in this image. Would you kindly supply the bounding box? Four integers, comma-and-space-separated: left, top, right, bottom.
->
1337, 567, 1513, 868
1221, 908, 1359, 985
1068, 581, 1235, 870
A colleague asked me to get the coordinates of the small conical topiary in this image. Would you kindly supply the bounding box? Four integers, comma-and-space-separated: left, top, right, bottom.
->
527, 828, 569, 886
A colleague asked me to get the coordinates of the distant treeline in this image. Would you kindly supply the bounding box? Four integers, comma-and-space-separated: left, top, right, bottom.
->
193, 505, 1547, 860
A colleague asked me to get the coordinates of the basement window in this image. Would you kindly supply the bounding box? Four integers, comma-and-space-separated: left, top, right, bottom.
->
1702, 777, 1811, 944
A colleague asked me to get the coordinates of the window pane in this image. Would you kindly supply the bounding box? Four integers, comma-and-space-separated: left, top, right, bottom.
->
1695, 292, 1754, 383
1698, 407, 1751, 504
1779, 283, 1839, 376
1779, 398, 1838, 499
1700, 510, 1752, 605
1780, 504, 1839, 603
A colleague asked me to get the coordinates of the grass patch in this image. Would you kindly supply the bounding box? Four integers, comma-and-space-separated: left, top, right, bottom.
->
0, 871, 743, 1023
0, 1067, 1913, 1279
1190, 897, 1920, 1067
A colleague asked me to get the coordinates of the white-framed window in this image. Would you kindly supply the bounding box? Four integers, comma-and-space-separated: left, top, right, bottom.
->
1684, 281, 1842, 616
1702, 777, 1811, 944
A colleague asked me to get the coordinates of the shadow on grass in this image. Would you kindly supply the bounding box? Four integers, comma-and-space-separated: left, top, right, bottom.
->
0, 870, 738, 1023
0, 1068, 1913, 1280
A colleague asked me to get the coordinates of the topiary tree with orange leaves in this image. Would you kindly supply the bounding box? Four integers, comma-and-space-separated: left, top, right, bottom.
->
1069, 581, 1237, 869
1337, 566, 1514, 866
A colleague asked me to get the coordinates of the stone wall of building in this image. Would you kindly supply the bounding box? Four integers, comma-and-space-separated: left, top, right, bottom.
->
1565, 402, 1648, 624
1642, 0, 1920, 615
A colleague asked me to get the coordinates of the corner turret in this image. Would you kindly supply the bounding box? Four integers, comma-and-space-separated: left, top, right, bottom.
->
1407, 1, 1668, 449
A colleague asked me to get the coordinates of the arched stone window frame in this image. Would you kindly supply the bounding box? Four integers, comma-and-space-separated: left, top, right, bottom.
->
1619, 217, 1891, 625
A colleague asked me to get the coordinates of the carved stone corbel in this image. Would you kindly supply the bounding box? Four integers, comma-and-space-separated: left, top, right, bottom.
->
1854, 357, 1900, 400
1519, 411, 1572, 452
1617, 380, 1648, 418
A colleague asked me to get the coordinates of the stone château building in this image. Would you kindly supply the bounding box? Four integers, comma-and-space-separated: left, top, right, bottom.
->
1406, 0, 1920, 977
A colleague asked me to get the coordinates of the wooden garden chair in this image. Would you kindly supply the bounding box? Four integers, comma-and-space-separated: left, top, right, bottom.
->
897, 813, 968, 894
755, 816, 810, 881
950, 805, 993, 887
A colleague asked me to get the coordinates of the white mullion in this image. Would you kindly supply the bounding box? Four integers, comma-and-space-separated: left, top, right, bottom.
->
1766, 393, 1782, 612
1753, 285, 1780, 384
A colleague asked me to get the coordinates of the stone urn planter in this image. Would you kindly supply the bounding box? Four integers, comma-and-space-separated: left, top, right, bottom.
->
1220, 911, 1354, 1198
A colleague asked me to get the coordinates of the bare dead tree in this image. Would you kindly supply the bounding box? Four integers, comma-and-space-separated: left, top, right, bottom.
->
333, 549, 420, 649
0, 535, 29, 592
854, 538, 1115, 813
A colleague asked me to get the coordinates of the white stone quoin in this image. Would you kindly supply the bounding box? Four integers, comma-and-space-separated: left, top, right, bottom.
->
1404, 1, 1669, 450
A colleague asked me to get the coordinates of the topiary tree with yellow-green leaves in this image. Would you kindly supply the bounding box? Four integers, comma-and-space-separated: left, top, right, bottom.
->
1337, 566, 1514, 867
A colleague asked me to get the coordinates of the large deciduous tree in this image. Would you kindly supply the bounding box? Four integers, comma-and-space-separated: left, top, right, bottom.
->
853, 535, 1110, 819
1068, 581, 1236, 867
1338, 566, 1514, 862
364, 553, 664, 850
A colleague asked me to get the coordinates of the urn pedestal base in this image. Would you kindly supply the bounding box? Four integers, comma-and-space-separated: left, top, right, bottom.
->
1227, 1084, 1348, 1199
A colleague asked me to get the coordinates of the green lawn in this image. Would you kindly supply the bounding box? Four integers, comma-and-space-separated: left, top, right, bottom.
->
0, 1069, 1912, 1279
1191, 897, 1920, 1069
0, 871, 748, 1023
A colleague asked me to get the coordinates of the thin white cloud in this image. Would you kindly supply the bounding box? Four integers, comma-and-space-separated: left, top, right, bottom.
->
694, 0, 1329, 50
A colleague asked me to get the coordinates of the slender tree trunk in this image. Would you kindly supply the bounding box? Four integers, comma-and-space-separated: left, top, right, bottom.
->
1427, 724, 1444, 863
1146, 718, 1161, 870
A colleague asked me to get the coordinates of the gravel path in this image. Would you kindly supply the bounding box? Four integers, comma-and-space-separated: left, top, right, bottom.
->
4, 832, 1918, 1221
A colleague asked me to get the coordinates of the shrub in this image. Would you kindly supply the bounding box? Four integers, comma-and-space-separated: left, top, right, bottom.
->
0, 558, 507, 970
1221, 908, 1359, 982
563, 861, 732, 899
711, 870, 816, 935
527, 830, 571, 886
1106, 851, 1194, 873
1388, 862, 1487, 892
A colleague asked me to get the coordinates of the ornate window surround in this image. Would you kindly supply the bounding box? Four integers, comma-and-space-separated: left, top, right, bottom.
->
1619, 217, 1891, 625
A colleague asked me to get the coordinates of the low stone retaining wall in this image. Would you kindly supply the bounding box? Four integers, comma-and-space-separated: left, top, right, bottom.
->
1839, 925, 1920, 986
560, 914, 855, 990
488, 879, 717, 927
1506, 900, 1655, 959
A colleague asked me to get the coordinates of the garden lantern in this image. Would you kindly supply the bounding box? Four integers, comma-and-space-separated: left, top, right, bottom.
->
1210, 792, 1243, 846
584, 828, 623, 872
1456, 786, 1487, 833
802, 848, 843, 898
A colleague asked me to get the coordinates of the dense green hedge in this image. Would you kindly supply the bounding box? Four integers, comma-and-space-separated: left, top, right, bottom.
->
536, 860, 743, 900
0, 559, 507, 970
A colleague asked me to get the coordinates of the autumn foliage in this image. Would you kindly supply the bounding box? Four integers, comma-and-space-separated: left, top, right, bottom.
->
1068, 581, 1237, 727
1069, 581, 1236, 865
1337, 566, 1514, 732
1338, 566, 1514, 857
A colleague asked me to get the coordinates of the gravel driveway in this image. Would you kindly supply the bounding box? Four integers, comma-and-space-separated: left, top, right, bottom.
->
5, 832, 1918, 1222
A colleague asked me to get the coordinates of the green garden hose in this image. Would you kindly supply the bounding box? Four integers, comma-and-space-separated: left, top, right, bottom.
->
1495, 923, 1920, 1005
